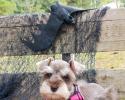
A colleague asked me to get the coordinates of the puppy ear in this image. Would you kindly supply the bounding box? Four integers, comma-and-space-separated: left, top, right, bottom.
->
36, 57, 54, 71
69, 60, 76, 74
69, 60, 86, 75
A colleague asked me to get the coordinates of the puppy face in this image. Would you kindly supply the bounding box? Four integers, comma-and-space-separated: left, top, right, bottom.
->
37, 58, 76, 100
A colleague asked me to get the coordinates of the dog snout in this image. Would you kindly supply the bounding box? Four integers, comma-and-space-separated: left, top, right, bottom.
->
51, 87, 58, 92
49, 75, 62, 92
49, 81, 61, 92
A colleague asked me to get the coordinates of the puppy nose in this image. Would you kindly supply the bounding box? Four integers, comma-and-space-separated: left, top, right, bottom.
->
51, 87, 58, 92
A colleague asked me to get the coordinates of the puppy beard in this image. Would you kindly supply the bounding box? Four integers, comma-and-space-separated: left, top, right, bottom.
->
40, 81, 70, 100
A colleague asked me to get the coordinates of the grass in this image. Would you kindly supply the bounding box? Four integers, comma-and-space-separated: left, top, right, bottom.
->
0, 51, 125, 73
96, 51, 125, 69
0, 54, 62, 73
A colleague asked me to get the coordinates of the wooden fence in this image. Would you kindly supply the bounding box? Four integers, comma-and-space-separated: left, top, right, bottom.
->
0, 8, 125, 99
0, 9, 125, 55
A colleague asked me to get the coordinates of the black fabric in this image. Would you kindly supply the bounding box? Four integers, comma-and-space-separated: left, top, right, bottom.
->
0, 74, 23, 99
20, 2, 86, 52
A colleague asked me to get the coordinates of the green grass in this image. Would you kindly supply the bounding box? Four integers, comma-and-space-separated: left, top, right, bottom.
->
96, 51, 125, 69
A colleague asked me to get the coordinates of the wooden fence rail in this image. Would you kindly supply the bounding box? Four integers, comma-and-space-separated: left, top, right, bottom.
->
0, 9, 125, 56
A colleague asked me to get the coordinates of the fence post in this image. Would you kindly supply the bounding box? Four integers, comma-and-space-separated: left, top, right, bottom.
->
62, 53, 71, 62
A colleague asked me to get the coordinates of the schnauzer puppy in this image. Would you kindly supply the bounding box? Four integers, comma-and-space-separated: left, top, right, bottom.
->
37, 57, 118, 100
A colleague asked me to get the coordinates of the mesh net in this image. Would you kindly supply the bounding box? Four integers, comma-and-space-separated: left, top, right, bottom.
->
74, 7, 109, 69
0, 55, 59, 99
0, 6, 108, 100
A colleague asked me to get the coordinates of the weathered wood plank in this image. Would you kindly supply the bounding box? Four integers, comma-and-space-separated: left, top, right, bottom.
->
0, 14, 49, 27
97, 69, 125, 99
0, 70, 124, 99
0, 9, 125, 27
102, 8, 125, 20
100, 20, 125, 42
0, 9, 125, 55
97, 41, 125, 52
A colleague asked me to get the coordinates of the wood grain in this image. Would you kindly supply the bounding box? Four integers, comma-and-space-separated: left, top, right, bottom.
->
97, 69, 125, 99
0, 9, 125, 55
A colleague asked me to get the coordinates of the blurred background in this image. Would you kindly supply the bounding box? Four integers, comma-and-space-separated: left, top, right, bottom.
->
0, 0, 125, 15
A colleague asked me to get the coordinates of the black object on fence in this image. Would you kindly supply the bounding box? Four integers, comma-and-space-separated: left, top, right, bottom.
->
20, 2, 85, 52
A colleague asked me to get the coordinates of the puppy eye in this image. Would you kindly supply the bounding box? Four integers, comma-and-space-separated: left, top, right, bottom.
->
44, 73, 52, 78
62, 75, 70, 82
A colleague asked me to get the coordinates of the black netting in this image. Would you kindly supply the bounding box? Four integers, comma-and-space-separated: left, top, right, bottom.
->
74, 7, 109, 69
0, 4, 109, 100
0, 55, 59, 100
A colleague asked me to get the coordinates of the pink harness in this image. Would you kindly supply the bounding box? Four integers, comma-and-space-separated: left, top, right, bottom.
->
69, 84, 84, 100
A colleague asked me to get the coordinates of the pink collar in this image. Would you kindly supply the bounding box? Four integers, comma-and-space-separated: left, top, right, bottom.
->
69, 84, 84, 100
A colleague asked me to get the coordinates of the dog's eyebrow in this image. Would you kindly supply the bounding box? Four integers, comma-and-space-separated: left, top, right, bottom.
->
60, 67, 69, 76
